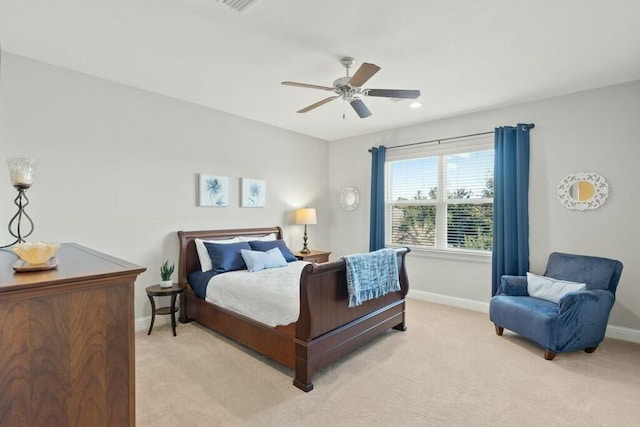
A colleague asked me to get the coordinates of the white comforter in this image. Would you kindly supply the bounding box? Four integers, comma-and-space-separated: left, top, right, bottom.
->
205, 261, 310, 327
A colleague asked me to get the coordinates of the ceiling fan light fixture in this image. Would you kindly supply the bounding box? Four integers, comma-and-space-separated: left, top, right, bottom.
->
350, 98, 372, 118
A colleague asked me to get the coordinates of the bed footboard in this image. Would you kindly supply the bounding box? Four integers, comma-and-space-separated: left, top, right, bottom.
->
294, 247, 410, 391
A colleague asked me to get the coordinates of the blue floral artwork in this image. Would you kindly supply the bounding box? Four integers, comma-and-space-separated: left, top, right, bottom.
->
241, 178, 266, 207
199, 174, 229, 207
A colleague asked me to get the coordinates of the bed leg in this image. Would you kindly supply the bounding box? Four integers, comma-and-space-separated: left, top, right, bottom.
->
293, 378, 313, 392
178, 292, 191, 323
393, 311, 407, 331
293, 358, 314, 392
393, 321, 407, 332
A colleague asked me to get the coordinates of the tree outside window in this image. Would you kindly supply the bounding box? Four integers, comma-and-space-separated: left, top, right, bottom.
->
387, 147, 494, 252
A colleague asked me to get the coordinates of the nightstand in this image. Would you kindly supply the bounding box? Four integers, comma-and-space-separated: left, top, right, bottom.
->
146, 283, 185, 336
293, 250, 331, 263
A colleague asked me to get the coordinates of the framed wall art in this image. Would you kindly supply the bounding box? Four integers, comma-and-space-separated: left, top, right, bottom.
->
199, 174, 229, 207
241, 178, 266, 207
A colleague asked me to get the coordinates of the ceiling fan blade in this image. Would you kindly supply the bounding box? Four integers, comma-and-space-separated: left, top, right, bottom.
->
297, 96, 339, 113
350, 98, 372, 118
365, 89, 421, 99
282, 81, 334, 91
348, 63, 381, 87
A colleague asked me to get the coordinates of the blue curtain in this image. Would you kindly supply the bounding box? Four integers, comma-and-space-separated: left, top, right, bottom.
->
492, 124, 533, 295
369, 146, 386, 251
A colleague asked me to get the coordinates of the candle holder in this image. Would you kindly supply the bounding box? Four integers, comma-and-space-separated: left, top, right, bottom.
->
1, 158, 37, 248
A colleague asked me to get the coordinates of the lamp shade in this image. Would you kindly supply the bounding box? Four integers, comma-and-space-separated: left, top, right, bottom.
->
295, 208, 317, 225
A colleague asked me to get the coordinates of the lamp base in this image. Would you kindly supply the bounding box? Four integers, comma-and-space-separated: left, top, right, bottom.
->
300, 224, 310, 254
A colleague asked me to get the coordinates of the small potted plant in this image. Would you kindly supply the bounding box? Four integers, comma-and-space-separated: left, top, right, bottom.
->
160, 260, 175, 288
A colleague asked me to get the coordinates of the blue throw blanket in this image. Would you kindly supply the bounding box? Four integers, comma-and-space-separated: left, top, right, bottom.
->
343, 248, 400, 307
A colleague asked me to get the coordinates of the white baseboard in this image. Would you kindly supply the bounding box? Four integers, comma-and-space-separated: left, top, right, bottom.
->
408, 289, 489, 313
135, 316, 149, 332
407, 290, 640, 344
135, 315, 171, 332
605, 324, 640, 344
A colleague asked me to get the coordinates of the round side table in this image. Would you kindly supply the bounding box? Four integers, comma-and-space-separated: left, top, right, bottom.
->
145, 283, 185, 336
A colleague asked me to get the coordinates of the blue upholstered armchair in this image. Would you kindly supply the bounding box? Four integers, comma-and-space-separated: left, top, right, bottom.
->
489, 252, 623, 360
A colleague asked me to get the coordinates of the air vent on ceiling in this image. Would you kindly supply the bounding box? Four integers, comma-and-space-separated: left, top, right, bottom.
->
218, 0, 260, 12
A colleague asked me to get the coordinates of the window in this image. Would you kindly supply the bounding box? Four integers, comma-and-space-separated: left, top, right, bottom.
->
386, 140, 494, 253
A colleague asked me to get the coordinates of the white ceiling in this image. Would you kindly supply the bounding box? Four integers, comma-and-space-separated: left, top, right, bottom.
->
1, 0, 640, 141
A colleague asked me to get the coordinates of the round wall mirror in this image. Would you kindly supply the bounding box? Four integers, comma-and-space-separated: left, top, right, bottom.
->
557, 172, 609, 211
569, 181, 596, 202
340, 186, 360, 211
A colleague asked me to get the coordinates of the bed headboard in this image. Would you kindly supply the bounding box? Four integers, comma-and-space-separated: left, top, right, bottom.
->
177, 226, 283, 285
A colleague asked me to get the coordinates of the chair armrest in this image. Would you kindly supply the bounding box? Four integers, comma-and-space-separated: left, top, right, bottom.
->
558, 289, 615, 314
497, 275, 528, 296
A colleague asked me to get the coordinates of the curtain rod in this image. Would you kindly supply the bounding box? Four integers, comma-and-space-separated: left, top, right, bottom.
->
368, 123, 535, 152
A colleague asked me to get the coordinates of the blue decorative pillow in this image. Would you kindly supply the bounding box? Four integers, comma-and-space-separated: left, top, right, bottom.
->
204, 241, 251, 274
241, 248, 288, 272
248, 240, 297, 262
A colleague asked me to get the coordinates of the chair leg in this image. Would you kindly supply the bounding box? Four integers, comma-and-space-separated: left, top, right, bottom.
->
494, 325, 504, 336
584, 346, 599, 353
544, 350, 557, 360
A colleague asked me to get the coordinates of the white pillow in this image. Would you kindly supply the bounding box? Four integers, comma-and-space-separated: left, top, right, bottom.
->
237, 233, 277, 243
240, 248, 288, 272
195, 237, 240, 272
526, 272, 586, 303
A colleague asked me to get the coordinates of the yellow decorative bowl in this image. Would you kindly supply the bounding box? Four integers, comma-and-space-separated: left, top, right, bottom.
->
12, 242, 60, 265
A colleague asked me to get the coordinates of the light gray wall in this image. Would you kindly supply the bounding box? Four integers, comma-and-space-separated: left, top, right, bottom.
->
328, 80, 640, 332
0, 53, 329, 326
3, 51, 638, 335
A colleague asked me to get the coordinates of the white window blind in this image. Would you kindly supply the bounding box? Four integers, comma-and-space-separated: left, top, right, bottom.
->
386, 140, 494, 252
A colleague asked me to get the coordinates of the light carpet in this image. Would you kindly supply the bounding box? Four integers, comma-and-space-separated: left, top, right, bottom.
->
136, 299, 640, 426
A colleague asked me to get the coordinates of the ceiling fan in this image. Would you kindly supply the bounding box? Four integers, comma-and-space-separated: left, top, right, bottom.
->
282, 57, 421, 118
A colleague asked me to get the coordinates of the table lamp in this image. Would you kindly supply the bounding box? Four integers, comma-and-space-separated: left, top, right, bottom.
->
295, 208, 317, 254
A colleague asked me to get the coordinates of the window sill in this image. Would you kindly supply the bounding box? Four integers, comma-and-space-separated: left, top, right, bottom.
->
387, 244, 491, 263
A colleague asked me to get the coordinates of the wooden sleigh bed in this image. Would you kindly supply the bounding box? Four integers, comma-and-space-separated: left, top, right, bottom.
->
177, 226, 410, 392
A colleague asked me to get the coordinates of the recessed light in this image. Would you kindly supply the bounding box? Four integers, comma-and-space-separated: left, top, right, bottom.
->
410, 101, 422, 109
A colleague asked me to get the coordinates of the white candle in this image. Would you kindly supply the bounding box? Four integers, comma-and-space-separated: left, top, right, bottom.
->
13, 169, 30, 185
8, 158, 36, 186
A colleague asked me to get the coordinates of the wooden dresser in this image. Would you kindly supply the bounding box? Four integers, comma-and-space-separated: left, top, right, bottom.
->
0, 243, 145, 427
